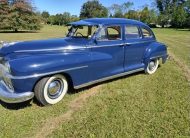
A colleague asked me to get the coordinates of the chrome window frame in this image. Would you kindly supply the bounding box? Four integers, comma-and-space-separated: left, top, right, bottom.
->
124, 25, 143, 40
141, 27, 154, 39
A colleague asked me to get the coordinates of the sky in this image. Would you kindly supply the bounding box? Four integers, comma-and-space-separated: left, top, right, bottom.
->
33, 0, 153, 16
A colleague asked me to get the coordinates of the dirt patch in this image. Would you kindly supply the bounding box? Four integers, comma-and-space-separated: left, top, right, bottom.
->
169, 52, 190, 82
35, 85, 101, 138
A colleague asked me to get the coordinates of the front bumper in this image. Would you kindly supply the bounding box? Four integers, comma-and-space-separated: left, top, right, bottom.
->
0, 80, 34, 103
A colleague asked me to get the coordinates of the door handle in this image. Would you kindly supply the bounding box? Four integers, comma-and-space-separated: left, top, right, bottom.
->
119, 44, 125, 47
125, 43, 131, 46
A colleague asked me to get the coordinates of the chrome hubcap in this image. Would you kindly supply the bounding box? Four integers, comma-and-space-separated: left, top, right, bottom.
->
48, 79, 63, 99
149, 61, 156, 71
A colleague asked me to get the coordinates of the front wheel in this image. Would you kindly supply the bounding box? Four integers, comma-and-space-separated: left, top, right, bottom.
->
145, 59, 159, 74
34, 74, 68, 106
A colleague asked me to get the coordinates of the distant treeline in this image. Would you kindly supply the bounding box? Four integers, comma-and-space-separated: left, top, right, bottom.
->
0, 0, 190, 32
0, 0, 41, 32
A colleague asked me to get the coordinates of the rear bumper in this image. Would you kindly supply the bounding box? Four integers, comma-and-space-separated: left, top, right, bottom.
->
162, 54, 169, 64
0, 80, 34, 103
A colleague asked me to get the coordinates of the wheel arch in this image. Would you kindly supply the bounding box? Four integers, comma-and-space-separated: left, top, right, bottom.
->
32, 72, 74, 92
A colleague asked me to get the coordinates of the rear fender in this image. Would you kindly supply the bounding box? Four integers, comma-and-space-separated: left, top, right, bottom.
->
143, 42, 168, 67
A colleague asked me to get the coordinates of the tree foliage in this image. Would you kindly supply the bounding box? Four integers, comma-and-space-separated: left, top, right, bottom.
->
109, 2, 134, 18
0, 0, 10, 29
155, 0, 189, 28
46, 12, 79, 26
80, 0, 108, 19
0, 0, 41, 32
41, 11, 50, 19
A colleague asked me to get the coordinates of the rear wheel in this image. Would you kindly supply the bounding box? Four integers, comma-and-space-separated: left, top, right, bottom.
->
145, 59, 159, 74
34, 74, 68, 106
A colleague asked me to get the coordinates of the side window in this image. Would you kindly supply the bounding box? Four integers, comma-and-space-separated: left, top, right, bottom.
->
125, 25, 140, 39
97, 26, 121, 41
142, 28, 153, 38
107, 26, 121, 40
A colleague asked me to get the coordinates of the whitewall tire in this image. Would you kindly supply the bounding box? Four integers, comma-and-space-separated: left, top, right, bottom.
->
34, 74, 68, 106
146, 59, 159, 74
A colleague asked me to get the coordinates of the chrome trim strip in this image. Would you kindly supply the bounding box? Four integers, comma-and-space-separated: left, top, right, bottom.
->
74, 68, 144, 89
125, 40, 155, 45
90, 40, 155, 48
14, 46, 86, 53
150, 54, 168, 60
0, 65, 88, 79
91, 43, 124, 48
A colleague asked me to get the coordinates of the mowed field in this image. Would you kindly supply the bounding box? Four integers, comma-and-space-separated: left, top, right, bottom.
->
0, 26, 189, 138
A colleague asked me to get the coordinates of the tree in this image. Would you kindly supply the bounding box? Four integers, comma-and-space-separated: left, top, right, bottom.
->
47, 13, 79, 26
41, 11, 50, 19
41, 11, 50, 24
109, 4, 123, 17
140, 7, 150, 24
155, 0, 172, 27
155, 0, 188, 28
62, 12, 71, 25
70, 15, 79, 22
184, 0, 190, 28
171, 5, 187, 28
80, 0, 108, 19
0, 0, 11, 30
109, 2, 134, 17
0, 0, 41, 32
125, 10, 139, 20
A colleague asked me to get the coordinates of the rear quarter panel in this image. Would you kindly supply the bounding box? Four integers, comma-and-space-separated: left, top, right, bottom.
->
143, 41, 168, 66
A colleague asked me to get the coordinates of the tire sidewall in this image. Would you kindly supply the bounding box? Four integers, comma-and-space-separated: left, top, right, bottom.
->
146, 59, 159, 74
43, 75, 68, 105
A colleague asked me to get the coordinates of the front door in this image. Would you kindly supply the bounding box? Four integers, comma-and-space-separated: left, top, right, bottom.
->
90, 25, 125, 81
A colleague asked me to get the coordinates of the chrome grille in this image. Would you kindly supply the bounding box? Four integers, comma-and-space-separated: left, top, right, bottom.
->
0, 64, 14, 91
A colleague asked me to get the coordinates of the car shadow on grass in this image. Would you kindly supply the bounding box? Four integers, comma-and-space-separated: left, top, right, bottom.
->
0, 100, 33, 110
0, 71, 145, 110
68, 71, 145, 95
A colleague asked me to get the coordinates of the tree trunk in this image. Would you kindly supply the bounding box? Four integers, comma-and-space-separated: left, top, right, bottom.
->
14, 28, 18, 32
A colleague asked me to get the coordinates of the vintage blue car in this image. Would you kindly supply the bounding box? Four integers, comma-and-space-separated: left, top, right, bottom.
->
0, 18, 168, 106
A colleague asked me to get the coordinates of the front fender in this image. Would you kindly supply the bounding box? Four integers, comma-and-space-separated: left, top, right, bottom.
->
7, 51, 91, 92
143, 42, 168, 66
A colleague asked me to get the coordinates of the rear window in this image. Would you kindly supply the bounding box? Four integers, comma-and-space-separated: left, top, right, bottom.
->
142, 28, 153, 38
125, 25, 140, 39
107, 26, 121, 40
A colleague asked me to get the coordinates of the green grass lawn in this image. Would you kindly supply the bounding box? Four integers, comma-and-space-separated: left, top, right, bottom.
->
153, 28, 190, 68
0, 26, 189, 138
0, 25, 68, 42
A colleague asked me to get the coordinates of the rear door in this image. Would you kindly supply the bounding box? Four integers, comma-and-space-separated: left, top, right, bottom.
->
124, 25, 150, 71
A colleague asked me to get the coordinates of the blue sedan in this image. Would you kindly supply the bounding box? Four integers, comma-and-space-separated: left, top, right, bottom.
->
0, 18, 168, 106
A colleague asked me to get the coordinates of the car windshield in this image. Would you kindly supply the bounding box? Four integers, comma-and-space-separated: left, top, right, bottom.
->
67, 25, 98, 39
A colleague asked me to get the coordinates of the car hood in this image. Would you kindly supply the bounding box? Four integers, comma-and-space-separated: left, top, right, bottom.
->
0, 37, 89, 56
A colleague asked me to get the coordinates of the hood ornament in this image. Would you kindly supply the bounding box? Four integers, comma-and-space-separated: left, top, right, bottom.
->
0, 41, 19, 48
0, 41, 5, 48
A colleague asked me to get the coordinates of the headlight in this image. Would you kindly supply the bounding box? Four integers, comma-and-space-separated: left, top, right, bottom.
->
4, 61, 11, 73
0, 41, 3, 48
2, 61, 14, 91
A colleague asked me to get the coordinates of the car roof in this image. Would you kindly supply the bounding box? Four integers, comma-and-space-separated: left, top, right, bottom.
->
69, 18, 148, 27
